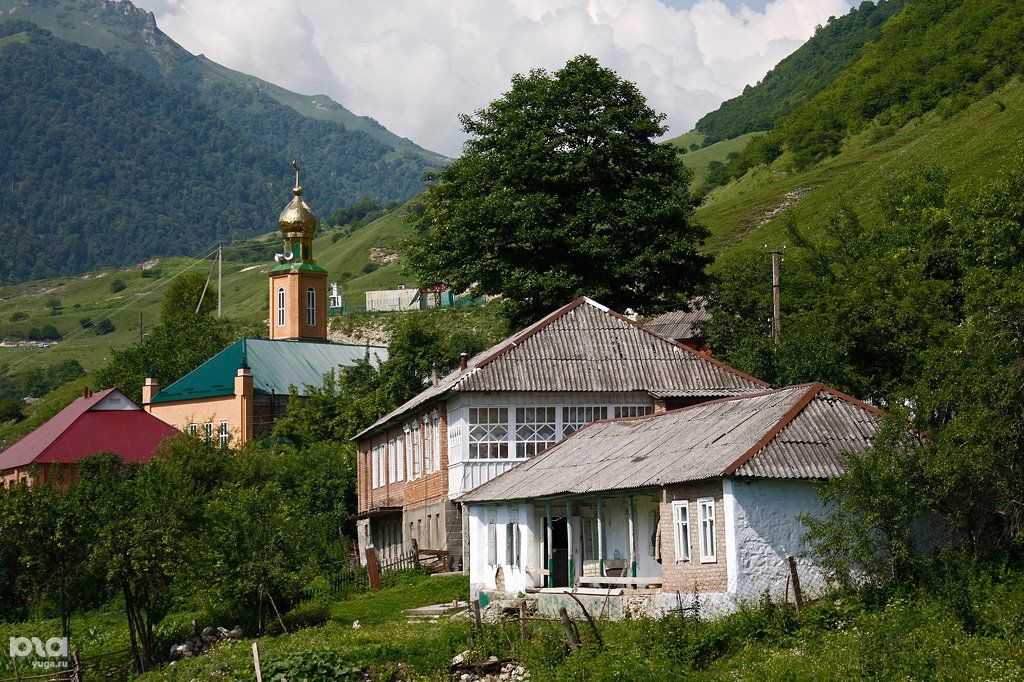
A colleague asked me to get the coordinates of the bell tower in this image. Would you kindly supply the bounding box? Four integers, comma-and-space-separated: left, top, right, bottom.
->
269, 161, 328, 341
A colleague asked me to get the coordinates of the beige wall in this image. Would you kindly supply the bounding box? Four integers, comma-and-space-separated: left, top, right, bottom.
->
148, 394, 245, 446
659, 480, 729, 593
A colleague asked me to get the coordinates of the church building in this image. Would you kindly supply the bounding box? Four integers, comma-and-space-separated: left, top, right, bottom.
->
143, 165, 388, 444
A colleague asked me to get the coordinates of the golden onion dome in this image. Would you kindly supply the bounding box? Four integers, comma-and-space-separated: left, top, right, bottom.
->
278, 161, 318, 239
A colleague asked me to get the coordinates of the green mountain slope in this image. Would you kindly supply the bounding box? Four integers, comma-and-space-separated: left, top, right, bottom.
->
0, 0, 446, 284
687, 0, 909, 146
692, 0, 1024, 256
0, 22, 283, 282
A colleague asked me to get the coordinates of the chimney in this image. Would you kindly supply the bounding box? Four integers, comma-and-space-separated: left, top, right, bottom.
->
142, 375, 159, 409
459, 352, 468, 371
431, 364, 439, 386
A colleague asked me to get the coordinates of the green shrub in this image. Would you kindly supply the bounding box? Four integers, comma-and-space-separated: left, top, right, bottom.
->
9, 311, 27, 322
140, 268, 162, 279
94, 318, 115, 335
109, 278, 126, 293
272, 601, 329, 634
361, 261, 379, 274
263, 651, 361, 681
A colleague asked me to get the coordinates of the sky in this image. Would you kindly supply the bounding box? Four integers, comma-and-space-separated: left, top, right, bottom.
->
137, 0, 856, 157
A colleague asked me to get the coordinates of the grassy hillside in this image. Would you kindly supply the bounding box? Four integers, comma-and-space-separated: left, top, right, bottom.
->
692, 0, 909, 145
672, 132, 761, 189
0, 203, 417, 378
696, 78, 1024, 260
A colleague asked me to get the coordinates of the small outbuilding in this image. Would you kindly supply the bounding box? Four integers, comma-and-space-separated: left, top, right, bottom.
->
459, 383, 883, 616
0, 388, 178, 488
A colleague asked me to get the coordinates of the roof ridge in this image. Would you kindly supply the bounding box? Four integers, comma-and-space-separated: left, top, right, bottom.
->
601, 305, 770, 388
721, 383, 826, 475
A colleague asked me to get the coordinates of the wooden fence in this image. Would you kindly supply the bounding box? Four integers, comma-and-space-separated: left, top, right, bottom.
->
2, 648, 133, 682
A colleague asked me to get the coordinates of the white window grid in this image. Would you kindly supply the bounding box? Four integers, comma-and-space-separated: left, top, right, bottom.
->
515, 406, 557, 457
698, 497, 717, 563
563, 405, 608, 437
432, 416, 442, 472
581, 516, 599, 561
276, 287, 285, 327
469, 408, 509, 459
218, 421, 229, 447
203, 422, 213, 440
423, 420, 433, 474
388, 439, 396, 484
410, 424, 422, 477
614, 405, 654, 418
188, 423, 198, 437
672, 501, 691, 562
506, 510, 521, 567
396, 438, 404, 482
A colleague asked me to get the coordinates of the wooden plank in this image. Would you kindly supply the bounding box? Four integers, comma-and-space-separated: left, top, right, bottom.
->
576, 576, 663, 586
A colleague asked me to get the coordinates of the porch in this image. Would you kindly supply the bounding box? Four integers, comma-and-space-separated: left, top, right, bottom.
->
468, 491, 664, 598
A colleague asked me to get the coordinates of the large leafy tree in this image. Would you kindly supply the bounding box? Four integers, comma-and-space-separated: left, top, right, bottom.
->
407, 55, 710, 325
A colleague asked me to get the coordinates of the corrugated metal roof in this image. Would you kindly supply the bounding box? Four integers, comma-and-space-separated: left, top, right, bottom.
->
459, 383, 883, 502
355, 298, 766, 439
642, 298, 712, 340
152, 338, 388, 404
0, 389, 179, 471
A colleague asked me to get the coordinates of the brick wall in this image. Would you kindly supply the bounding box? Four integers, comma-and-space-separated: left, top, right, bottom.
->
357, 402, 449, 514
659, 479, 729, 593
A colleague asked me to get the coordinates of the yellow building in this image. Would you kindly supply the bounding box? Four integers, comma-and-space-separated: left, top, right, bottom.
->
143, 165, 388, 444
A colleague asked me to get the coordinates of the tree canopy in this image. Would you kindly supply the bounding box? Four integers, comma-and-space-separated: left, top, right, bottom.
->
406, 55, 710, 326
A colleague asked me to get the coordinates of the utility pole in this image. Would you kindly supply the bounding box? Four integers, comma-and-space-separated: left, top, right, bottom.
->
217, 244, 223, 319
768, 246, 783, 349
139, 311, 143, 344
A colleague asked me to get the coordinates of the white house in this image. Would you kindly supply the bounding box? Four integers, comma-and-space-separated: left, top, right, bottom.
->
459, 383, 884, 616
354, 297, 768, 568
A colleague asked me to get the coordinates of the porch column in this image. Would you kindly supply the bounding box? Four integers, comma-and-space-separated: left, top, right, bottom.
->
545, 500, 553, 588
627, 495, 636, 578
596, 497, 605, 577
566, 498, 574, 588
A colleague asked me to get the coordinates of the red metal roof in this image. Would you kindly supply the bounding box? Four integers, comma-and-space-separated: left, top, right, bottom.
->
0, 389, 178, 471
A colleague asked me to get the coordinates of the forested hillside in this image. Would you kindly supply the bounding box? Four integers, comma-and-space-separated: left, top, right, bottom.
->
690, 0, 908, 146
0, 0, 445, 283
0, 22, 283, 282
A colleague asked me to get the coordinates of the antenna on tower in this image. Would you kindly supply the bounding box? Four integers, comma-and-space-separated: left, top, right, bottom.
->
292, 159, 301, 190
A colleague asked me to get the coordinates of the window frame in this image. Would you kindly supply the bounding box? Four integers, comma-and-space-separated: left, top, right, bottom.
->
487, 510, 497, 565
306, 287, 316, 326
276, 287, 286, 327
218, 420, 229, 447
698, 497, 717, 563
672, 501, 691, 562
515, 406, 558, 458
505, 512, 521, 568
203, 422, 213, 441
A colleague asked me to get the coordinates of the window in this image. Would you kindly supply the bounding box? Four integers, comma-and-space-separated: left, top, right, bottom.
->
487, 510, 497, 565
276, 287, 285, 327
515, 407, 557, 457
426, 514, 433, 546
469, 408, 509, 459
371, 447, 379, 489
506, 511, 521, 567
672, 501, 691, 562
581, 517, 599, 561
396, 437, 404, 482
649, 510, 660, 558
410, 424, 421, 477
189, 423, 198, 437
432, 416, 442, 472
614, 405, 654, 419
698, 498, 716, 563
306, 287, 316, 326
423, 420, 433, 474
388, 439, 396, 484
218, 421, 229, 447
562, 406, 608, 437
203, 422, 213, 441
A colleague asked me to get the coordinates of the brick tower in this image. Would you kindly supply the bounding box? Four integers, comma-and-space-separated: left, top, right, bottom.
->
269, 161, 327, 341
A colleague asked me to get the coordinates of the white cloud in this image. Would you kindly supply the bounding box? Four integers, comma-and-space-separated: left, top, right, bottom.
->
140, 0, 849, 156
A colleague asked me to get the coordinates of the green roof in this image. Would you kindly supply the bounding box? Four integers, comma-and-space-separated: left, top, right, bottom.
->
151, 338, 388, 404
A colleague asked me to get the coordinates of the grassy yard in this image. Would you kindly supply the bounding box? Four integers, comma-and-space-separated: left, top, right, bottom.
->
3, 565, 1024, 680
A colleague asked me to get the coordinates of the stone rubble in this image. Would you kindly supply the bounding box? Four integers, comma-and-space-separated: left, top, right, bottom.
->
168, 624, 243, 662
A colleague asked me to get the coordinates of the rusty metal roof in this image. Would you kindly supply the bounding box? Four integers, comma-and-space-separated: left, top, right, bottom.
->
355, 298, 767, 439
459, 383, 883, 502
642, 298, 712, 340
